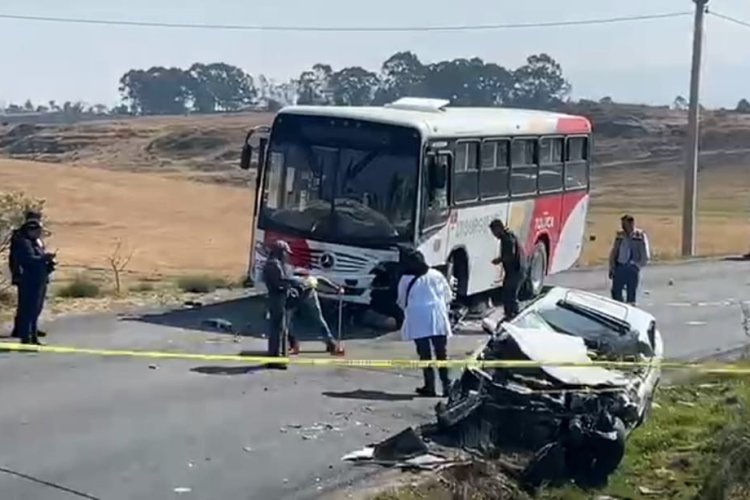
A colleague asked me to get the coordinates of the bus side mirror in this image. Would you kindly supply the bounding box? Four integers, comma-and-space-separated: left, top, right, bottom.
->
239, 129, 268, 171
240, 143, 254, 170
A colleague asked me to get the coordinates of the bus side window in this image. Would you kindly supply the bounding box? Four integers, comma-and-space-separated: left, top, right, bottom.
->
480, 140, 509, 199
510, 139, 538, 196
565, 136, 589, 190
539, 137, 564, 192
454, 141, 479, 203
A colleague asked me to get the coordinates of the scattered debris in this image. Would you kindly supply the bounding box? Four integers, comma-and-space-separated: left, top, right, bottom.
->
638, 485, 660, 495
202, 318, 234, 333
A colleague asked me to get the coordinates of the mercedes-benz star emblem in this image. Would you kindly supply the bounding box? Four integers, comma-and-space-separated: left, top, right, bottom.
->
319, 253, 335, 269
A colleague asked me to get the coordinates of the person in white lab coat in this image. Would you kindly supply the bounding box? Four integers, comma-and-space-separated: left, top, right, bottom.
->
396, 248, 453, 397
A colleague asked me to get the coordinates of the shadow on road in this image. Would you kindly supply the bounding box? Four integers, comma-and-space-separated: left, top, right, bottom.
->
322, 389, 416, 402
191, 365, 267, 376
724, 255, 750, 262
127, 294, 394, 341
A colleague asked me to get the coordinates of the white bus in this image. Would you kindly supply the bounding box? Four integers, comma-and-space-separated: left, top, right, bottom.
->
240, 97, 591, 323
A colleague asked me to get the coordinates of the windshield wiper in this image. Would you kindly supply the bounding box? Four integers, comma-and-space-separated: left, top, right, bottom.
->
556, 300, 631, 335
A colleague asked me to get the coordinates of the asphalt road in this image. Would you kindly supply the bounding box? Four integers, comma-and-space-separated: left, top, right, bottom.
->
0, 258, 748, 500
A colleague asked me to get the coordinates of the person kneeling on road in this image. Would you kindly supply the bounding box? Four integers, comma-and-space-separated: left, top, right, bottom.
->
397, 247, 453, 398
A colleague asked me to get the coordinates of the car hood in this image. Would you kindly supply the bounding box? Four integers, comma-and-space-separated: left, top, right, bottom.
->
501, 323, 631, 386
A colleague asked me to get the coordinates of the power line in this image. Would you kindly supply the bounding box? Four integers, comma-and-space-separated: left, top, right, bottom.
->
0, 11, 692, 33
710, 10, 750, 29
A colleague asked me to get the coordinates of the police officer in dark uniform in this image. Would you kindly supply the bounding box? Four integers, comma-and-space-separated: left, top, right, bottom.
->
489, 219, 527, 320
11, 219, 55, 345
8, 210, 49, 339
262, 240, 294, 370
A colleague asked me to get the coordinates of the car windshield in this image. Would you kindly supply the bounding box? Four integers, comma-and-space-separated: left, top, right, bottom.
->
258, 114, 421, 245
513, 300, 625, 345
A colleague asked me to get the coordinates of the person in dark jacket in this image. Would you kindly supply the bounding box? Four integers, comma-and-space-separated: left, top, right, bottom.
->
12, 219, 55, 345
8, 210, 48, 339
489, 219, 527, 320
262, 240, 294, 369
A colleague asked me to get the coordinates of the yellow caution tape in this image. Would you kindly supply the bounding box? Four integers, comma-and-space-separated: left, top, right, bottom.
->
1, 341, 749, 373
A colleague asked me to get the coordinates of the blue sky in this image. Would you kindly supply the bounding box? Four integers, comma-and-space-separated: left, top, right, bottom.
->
1, 0, 750, 108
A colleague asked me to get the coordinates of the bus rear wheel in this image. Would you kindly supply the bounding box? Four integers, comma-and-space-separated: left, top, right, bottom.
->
522, 241, 548, 299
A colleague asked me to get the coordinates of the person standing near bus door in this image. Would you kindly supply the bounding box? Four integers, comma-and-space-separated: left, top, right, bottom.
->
489, 219, 527, 321
608, 214, 650, 305
396, 248, 453, 397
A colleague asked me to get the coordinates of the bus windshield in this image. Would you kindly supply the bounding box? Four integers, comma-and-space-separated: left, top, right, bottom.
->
258, 114, 421, 245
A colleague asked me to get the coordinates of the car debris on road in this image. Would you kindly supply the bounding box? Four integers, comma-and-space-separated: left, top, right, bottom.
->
343, 286, 664, 493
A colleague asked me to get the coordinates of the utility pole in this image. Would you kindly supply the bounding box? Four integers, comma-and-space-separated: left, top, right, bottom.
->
682, 0, 708, 257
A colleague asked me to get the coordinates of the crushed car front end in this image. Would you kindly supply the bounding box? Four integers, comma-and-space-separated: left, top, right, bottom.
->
434, 286, 664, 488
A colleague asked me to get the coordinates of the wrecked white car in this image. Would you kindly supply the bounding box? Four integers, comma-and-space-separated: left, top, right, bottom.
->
346, 286, 664, 492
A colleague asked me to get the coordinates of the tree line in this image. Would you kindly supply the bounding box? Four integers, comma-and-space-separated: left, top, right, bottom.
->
113, 52, 573, 115
0, 52, 572, 117
6, 51, 750, 117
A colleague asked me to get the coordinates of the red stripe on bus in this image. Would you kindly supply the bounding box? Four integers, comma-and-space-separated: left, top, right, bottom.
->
556, 117, 591, 135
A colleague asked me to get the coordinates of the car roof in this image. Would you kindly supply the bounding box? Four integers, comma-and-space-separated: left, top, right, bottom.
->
527, 286, 656, 333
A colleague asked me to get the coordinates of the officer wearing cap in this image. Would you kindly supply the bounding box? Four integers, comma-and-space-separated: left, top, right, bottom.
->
608, 214, 650, 305
11, 218, 56, 345
8, 210, 49, 339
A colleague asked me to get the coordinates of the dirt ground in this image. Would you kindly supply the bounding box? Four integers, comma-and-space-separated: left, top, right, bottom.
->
0, 104, 748, 280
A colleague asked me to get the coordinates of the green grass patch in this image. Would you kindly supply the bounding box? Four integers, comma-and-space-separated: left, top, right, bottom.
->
372, 377, 750, 500
56, 273, 102, 298
175, 274, 229, 294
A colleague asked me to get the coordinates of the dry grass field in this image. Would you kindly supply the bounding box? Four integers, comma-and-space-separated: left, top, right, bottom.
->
0, 159, 253, 281
583, 163, 750, 265
1, 106, 748, 286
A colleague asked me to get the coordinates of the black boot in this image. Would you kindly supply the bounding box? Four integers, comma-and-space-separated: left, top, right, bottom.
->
416, 368, 437, 397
